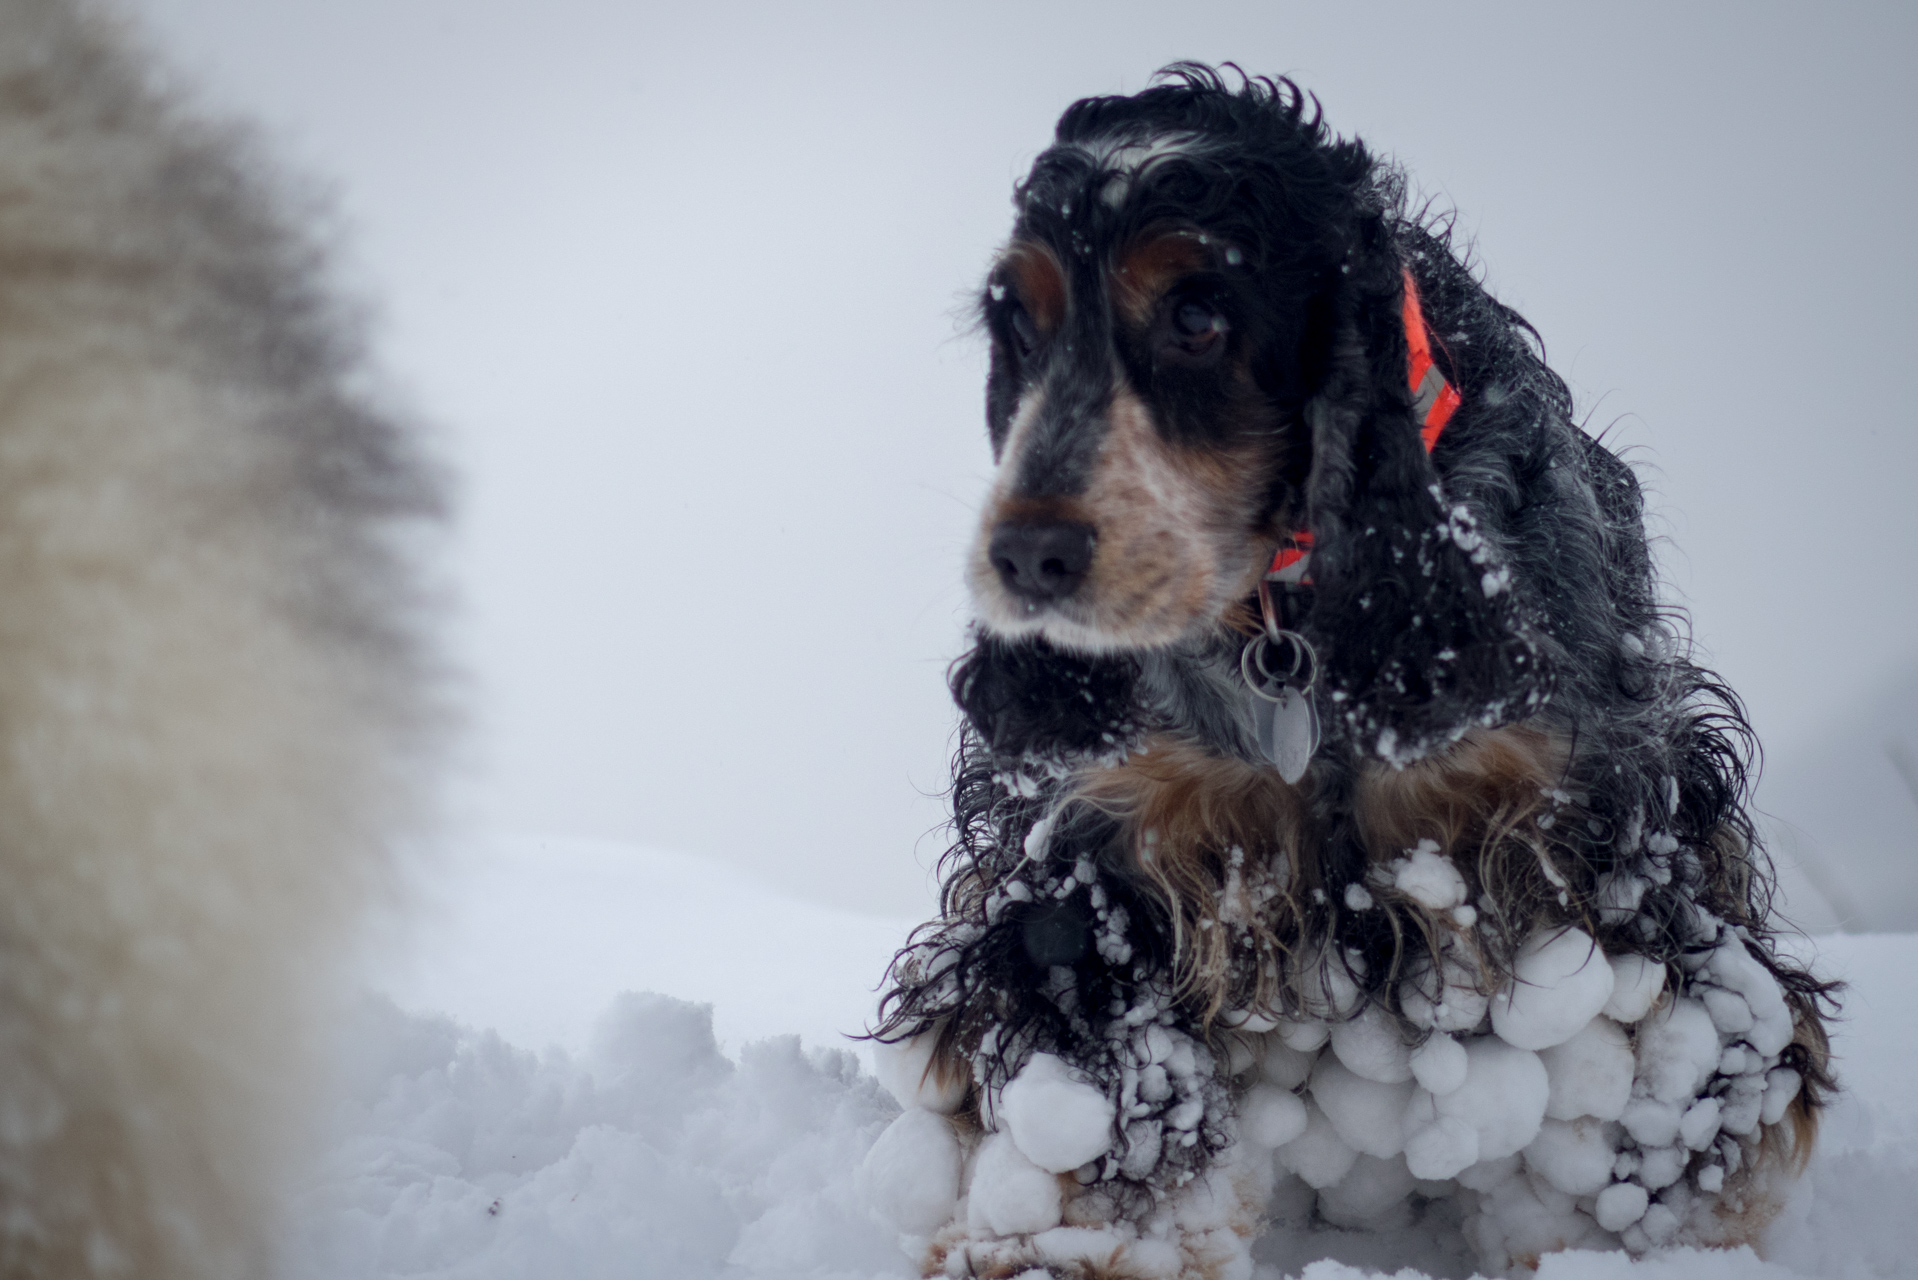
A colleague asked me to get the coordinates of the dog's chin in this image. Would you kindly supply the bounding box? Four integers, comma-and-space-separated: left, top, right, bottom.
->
967, 580, 1210, 655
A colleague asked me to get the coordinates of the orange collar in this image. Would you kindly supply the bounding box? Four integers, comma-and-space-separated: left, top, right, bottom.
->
1268, 271, 1458, 578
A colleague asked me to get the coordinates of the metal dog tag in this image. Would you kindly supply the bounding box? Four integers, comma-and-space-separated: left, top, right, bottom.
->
1254, 684, 1320, 784
1244, 556, 1323, 783
1241, 627, 1322, 784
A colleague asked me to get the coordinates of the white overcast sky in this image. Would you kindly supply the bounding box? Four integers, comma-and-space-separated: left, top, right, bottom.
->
126, 0, 1918, 924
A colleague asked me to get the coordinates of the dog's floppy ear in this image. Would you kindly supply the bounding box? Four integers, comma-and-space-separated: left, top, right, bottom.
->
1300, 248, 1556, 766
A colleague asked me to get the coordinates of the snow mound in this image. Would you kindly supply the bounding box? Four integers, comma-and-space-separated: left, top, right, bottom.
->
306, 836, 1918, 1280
288, 992, 911, 1280
292, 966, 1918, 1280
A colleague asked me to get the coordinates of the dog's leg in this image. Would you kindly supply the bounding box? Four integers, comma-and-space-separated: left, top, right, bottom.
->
873, 742, 1309, 1279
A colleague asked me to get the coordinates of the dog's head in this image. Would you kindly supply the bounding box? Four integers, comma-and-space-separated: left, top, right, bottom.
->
970, 68, 1359, 651
968, 67, 1553, 760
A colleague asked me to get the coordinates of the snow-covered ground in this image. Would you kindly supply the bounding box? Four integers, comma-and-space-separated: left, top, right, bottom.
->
312, 837, 1918, 1279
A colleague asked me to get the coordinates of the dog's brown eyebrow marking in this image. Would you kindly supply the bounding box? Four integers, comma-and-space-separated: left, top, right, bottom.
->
1110, 229, 1215, 325
996, 239, 1066, 334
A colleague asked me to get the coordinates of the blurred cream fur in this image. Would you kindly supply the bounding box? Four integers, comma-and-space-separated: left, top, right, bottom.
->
0, 1, 441, 1275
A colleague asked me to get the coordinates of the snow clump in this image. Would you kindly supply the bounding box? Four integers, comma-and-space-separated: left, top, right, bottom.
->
1408, 1031, 1468, 1096
862, 1107, 962, 1234
1491, 927, 1616, 1049
1278, 1100, 1361, 1189
1000, 1052, 1116, 1173
1311, 1056, 1415, 1158
1399, 943, 1491, 1033
1404, 1035, 1550, 1175
1329, 1004, 1414, 1083
1603, 952, 1667, 1023
1239, 1082, 1308, 1149
966, 1131, 1063, 1236
874, 1029, 968, 1112
1594, 1179, 1651, 1232
1540, 1016, 1635, 1121
1525, 1116, 1622, 1195
1388, 839, 1468, 910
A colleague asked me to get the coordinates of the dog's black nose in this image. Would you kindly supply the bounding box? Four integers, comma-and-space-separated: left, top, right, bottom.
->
989, 521, 1094, 601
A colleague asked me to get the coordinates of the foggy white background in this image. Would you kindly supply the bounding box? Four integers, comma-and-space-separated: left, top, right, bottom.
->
128, 0, 1918, 929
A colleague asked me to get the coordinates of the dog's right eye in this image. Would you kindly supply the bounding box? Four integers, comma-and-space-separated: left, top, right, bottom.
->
1154, 290, 1230, 368
1171, 300, 1228, 348
1008, 304, 1040, 358
1174, 300, 1221, 338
